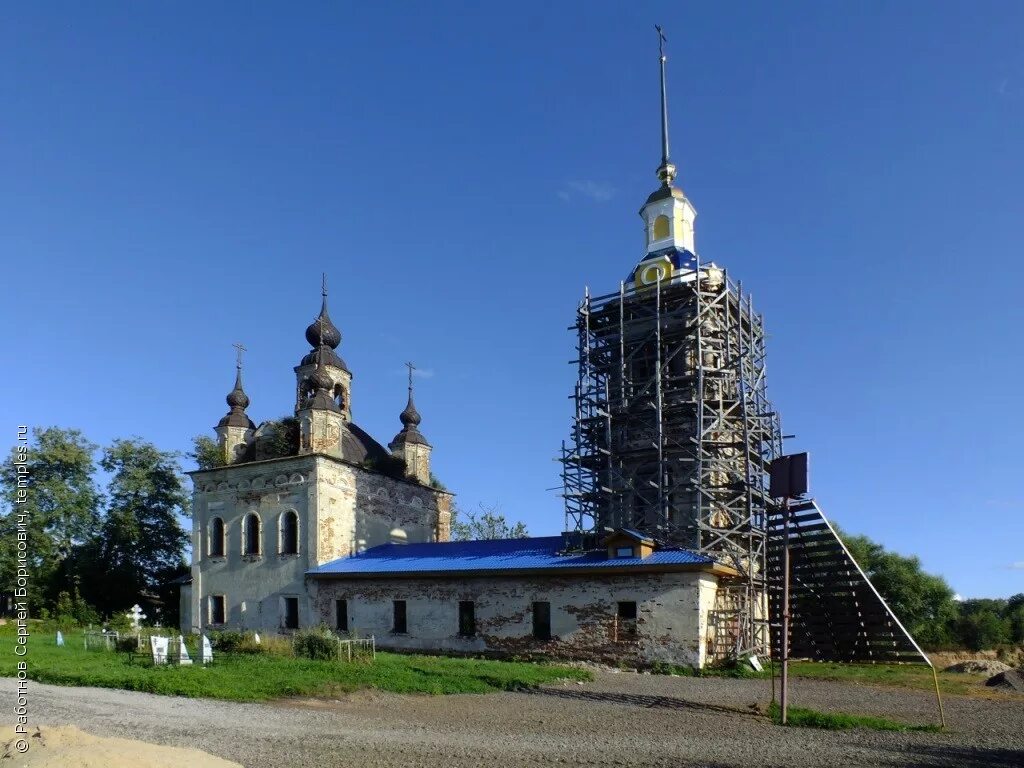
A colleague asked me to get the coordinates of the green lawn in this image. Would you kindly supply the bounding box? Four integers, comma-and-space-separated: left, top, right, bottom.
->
0, 632, 590, 701
787, 661, 993, 698
767, 702, 941, 732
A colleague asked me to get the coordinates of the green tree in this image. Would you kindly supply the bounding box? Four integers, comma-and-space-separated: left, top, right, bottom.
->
450, 503, 529, 541
1005, 593, 1024, 644
836, 526, 959, 647
190, 435, 224, 471
0, 427, 102, 611
83, 439, 189, 620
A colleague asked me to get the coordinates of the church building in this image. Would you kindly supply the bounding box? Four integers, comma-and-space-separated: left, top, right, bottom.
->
181, 285, 453, 634
180, 31, 750, 670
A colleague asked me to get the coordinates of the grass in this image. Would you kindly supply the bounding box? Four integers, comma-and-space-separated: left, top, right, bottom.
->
767, 702, 941, 732
786, 661, 995, 698
0, 631, 590, 702
649, 657, 995, 698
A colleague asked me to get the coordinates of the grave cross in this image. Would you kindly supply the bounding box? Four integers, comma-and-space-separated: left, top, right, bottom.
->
127, 603, 146, 631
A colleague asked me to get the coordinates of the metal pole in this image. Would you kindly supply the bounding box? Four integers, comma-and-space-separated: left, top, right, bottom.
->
930, 663, 946, 729
780, 495, 791, 725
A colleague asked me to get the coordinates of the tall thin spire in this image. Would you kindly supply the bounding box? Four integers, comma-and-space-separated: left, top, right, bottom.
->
655, 24, 677, 187
232, 341, 247, 389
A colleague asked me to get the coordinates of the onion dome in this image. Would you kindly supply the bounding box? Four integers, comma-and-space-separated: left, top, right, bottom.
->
399, 393, 422, 428
299, 278, 350, 373
390, 380, 429, 449
218, 368, 255, 429
305, 295, 341, 349
303, 364, 341, 413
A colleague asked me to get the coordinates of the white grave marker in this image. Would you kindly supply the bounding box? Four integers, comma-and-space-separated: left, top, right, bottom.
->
253, 632, 261, 644
56, 631, 64, 647
200, 635, 213, 665
127, 604, 147, 631
747, 654, 764, 673
177, 636, 192, 666
150, 635, 169, 665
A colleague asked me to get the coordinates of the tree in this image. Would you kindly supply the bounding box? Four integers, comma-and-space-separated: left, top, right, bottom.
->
450, 502, 529, 541
836, 525, 959, 647
84, 439, 189, 619
0, 427, 102, 611
190, 435, 224, 471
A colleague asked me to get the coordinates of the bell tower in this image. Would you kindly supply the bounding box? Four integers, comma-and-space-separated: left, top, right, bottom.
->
637, 25, 697, 271
294, 275, 352, 422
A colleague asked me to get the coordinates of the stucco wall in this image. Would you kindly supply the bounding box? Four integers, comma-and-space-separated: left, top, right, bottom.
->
310, 571, 719, 668
185, 454, 451, 634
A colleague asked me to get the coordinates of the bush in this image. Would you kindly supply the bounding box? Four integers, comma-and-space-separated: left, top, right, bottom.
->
209, 630, 247, 653
293, 628, 339, 661
115, 636, 139, 653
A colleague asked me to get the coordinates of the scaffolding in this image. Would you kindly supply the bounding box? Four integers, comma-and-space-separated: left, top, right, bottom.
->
561, 257, 782, 659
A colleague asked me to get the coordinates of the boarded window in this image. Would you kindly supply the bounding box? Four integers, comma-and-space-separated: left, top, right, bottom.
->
615, 546, 634, 558
280, 511, 298, 554
209, 517, 225, 557
283, 597, 299, 629
393, 600, 407, 634
209, 595, 225, 625
335, 599, 348, 632
617, 601, 638, 637
532, 601, 551, 641
458, 601, 476, 637
244, 513, 260, 555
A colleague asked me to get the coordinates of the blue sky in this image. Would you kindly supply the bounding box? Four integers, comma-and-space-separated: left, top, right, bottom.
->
2, 2, 1022, 598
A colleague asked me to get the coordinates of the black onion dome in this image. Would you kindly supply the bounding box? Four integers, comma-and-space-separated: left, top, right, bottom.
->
226, 370, 250, 410
391, 391, 430, 447
309, 368, 333, 392
304, 297, 342, 349
399, 394, 421, 427
218, 369, 255, 429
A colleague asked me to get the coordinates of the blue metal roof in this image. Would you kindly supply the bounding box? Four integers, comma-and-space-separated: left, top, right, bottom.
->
308, 536, 714, 577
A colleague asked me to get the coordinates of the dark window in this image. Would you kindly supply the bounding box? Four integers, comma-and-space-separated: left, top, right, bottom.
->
393, 600, 407, 634
458, 601, 476, 637
244, 513, 260, 555
335, 599, 348, 632
532, 601, 551, 641
615, 546, 634, 558
209, 517, 225, 557
283, 597, 299, 629
209, 595, 225, 625
280, 511, 298, 554
617, 601, 637, 637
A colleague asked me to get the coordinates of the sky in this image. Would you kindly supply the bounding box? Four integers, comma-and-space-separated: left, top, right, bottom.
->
1, 2, 1022, 599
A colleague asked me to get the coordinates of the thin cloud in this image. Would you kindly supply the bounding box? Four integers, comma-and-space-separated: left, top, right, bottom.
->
560, 180, 616, 203
1008, 562, 1024, 571
395, 366, 435, 380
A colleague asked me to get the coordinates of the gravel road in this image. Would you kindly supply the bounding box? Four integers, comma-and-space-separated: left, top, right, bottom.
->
2, 673, 1021, 767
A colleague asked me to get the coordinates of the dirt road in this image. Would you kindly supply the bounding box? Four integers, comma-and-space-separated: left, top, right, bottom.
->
2, 672, 1021, 767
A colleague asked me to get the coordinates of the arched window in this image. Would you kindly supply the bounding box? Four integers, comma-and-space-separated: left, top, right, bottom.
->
652, 215, 670, 241
209, 517, 225, 558
280, 510, 299, 555
243, 513, 261, 556
333, 383, 346, 411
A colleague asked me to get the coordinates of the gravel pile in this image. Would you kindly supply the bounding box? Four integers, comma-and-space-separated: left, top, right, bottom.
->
944, 660, 1012, 675
3, 673, 1022, 768
985, 669, 1024, 692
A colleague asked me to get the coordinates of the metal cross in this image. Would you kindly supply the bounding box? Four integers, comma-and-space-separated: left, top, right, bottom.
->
655, 24, 667, 60
321, 272, 328, 298
232, 342, 247, 370
405, 361, 416, 392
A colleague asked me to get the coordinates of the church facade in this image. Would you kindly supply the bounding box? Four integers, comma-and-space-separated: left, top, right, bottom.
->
181, 288, 452, 633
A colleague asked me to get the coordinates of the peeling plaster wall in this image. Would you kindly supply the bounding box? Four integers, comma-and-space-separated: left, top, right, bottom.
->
311, 571, 719, 668
186, 455, 452, 635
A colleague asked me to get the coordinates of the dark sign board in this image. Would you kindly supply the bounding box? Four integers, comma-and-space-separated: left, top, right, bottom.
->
769, 452, 809, 499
